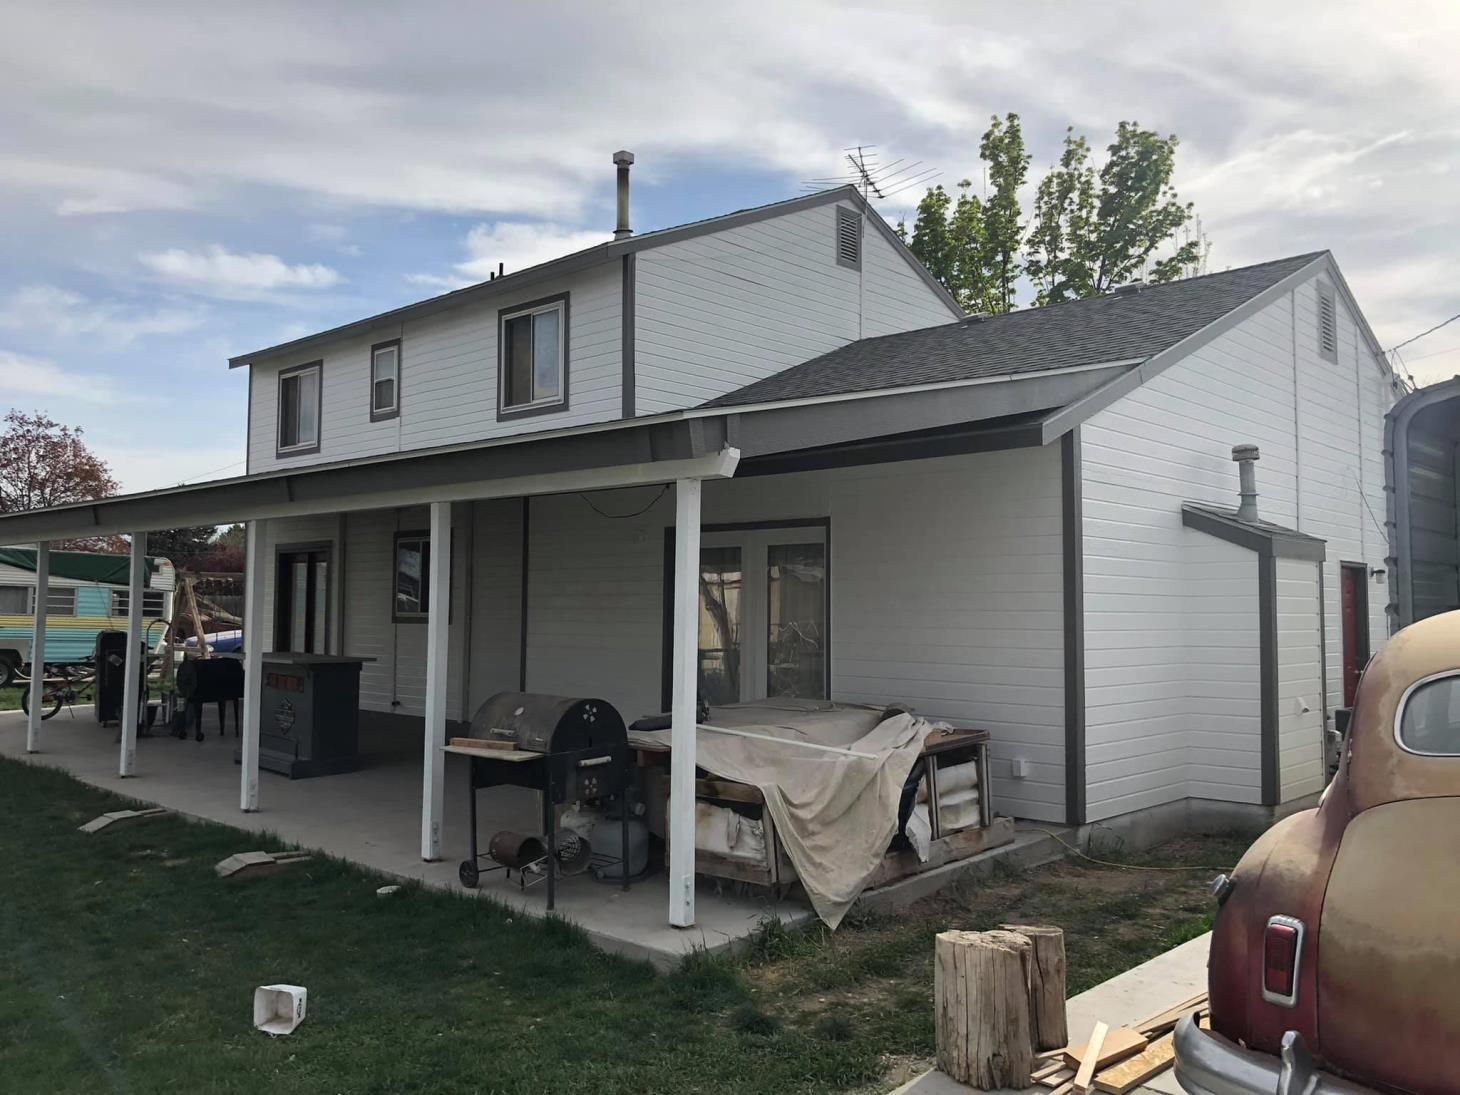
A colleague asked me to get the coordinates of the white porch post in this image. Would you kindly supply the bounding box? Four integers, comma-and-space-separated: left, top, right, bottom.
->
420, 500, 451, 861
240, 519, 267, 811
668, 477, 702, 928
26, 542, 50, 753
119, 533, 146, 777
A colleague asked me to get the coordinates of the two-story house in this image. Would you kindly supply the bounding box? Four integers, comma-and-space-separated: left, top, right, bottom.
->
2, 153, 1400, 931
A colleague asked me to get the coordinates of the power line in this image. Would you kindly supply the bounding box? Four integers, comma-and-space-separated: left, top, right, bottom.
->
1387, 310, 1460, 355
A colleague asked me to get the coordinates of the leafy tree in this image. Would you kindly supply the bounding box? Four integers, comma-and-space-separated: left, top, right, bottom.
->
0, 410, 122, 550
148, 526, 220, 566
909, 116, 1202, 310
978, 113, 1029, 312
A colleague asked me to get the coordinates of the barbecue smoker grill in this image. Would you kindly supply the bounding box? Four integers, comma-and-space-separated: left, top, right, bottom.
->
453, 692, 632, 909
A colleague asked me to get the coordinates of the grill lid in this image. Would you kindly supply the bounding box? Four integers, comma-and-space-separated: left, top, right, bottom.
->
468, 692, 627, 754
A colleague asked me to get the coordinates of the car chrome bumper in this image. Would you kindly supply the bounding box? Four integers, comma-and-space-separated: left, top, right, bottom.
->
1172, 1014, 1377, 1095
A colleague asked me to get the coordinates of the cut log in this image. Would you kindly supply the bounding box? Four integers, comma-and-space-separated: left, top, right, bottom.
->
1001, 923, 1068, 1051
1093, 1031, 1175, 1094
934, 929, 1035, 1090
1062, 1026, 1148, 1070
1071, 1021, 1107, 1094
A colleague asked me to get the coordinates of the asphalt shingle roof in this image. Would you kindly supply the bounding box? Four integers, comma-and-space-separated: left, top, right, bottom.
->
704, 252, 1325, 408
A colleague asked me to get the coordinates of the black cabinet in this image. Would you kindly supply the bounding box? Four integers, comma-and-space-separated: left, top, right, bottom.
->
248, 653, 371, 778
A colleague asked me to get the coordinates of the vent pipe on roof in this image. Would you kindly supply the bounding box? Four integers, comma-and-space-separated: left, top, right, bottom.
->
1232, 444, 1260, 521
613, 150, 635, 239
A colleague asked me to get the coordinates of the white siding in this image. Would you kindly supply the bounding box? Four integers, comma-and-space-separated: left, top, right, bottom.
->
633, 202, 958, 414
246, 262, 623, 472
1080, 275, 1397, 819
1182, 534, 1262, 804
1275, 556, 1325, 802
520, 445, 1067, 822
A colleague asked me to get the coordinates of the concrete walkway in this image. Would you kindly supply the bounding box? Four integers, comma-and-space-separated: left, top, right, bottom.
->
891, 933, 1209, 1095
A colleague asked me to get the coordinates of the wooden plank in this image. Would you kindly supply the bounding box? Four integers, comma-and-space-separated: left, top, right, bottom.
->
1032, 1060, 1067, 1081
1047, 1081, 1075, 1095
1063, 1026, 1148, 1071
1135, 991, 1208, 1036
1039, 1070, 1075, 1089
447, 736, 514, 751
1071, 1021, 1107, 1094
441, 744, 539, 762
862, 815, 1016, 889
1093, 1032, 1175, 1094
695, 778, 765, 804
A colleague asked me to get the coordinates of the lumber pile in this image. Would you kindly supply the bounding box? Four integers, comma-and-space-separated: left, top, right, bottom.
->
1028, 991, 1209, 1094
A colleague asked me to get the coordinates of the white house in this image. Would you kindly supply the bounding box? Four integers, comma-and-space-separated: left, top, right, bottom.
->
0, 155, 1399, 927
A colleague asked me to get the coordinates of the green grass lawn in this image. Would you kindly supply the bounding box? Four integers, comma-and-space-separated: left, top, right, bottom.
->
0, 756, 1253, 1094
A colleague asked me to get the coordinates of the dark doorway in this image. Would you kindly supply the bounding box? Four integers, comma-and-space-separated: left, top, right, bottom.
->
275, 546, 331, 654
1340, 563, 1371, 707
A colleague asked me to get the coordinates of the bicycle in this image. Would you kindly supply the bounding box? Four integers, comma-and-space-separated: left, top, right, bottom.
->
19, 660, 96, 721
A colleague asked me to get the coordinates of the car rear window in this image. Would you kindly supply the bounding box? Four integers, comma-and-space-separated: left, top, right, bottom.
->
1398, 675, 1460, 755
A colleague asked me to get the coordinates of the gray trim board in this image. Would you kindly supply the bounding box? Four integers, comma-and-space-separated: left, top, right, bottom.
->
1318, 565, 1329, 730
245, 366, 254, 476
1061, 429, 1086, 826
0, 414, 731, 544
1181, 505, 1328, 562
519, 497, 530, 693
621, 253, 636, 418
736, 418, 1045, 478
229, 185, 959, 368
1259, 553, 1279, 806
1038, 256, 1329, 445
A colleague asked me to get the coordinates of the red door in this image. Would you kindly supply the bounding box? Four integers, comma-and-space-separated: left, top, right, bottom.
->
1340, 564, 1369, 706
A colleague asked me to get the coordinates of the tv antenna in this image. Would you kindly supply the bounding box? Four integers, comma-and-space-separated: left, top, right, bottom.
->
802, 145, 940, 201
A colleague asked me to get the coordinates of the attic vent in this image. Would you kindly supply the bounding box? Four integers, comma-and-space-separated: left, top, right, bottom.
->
835, 205, 862, 270
1317, 284, 1338, 362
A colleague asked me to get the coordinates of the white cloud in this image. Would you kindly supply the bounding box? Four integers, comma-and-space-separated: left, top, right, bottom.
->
139, 245, 341, 297
407, 222, 612, 291
0, 349, 130, 403
0, 284, 204, 346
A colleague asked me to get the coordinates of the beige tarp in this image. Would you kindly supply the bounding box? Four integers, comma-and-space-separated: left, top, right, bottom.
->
631, 699, 940, 928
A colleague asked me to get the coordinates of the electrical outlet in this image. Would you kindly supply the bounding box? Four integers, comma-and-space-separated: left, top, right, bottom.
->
1011, 756, 1031, 779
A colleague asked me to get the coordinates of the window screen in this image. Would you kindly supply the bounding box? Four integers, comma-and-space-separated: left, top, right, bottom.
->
279, 364, 321, 451
501, 299, 565, 411
1398, 674, 1460, 755
371, 342, 399, 417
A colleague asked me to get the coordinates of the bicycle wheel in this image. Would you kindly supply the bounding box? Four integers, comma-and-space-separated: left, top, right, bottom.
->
20, 686, 64, 721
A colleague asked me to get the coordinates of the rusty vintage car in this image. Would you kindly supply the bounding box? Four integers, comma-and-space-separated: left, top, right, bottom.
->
1175, 609, 1460, 1095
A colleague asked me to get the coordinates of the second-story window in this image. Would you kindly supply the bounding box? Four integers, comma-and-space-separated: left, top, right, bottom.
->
278, 361, 322, 455
371, 339, 400, 421
499, 293, 568, 417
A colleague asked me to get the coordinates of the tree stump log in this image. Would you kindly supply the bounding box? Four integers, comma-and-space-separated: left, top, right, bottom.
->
934, 929, 1035, 1089
1001, 923, 1069, 1051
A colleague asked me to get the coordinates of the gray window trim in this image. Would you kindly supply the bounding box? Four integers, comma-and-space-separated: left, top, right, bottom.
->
369, 338, 401, 422
276, 360, 323, 458
1317, 282, 1339, 364
835, 205, 863, 271
1393, 669, 1460, 757
497, 291, 570, 421
1062, 429, 1086, 826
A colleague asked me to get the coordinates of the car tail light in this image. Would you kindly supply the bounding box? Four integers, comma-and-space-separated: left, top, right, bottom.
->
1262, 915, 1305, 1007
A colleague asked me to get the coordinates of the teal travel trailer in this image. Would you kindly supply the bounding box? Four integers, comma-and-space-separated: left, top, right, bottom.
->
0, 547, 176, 687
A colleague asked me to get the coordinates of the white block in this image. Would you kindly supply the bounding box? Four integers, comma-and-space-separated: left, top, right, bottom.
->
253, 984, 307, 1036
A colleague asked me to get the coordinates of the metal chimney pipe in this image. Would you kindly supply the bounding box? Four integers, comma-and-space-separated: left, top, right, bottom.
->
613, 150, 635, 239
1232, 444, 1260, 521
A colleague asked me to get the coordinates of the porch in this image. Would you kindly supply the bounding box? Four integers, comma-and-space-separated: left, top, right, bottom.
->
0, 705, 799, 964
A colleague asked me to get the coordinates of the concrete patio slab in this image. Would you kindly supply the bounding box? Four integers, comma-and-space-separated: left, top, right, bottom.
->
0, 706, 806, 968
891, 932, 1210, 1095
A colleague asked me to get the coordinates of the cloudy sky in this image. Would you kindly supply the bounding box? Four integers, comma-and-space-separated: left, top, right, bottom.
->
2, 1, 1457, 492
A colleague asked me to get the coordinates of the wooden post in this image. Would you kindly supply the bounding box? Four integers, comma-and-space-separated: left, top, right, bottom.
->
1002, 923, 1069, 1051
935, 929, 1035, 1090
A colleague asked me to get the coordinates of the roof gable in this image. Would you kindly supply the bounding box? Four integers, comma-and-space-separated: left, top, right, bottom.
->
228, 186, 955, 369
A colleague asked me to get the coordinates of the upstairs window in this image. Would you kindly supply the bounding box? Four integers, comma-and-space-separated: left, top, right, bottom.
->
499, 294, 568, 417
370, 339, 400, 421
278, 362, 322, 455
1317, 284, 1338, 363
835, 205, 862, 270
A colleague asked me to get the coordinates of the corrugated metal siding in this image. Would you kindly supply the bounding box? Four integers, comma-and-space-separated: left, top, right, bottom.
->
518, 446, 1067, 822
1080, 280, 1396, 819
247, 262, 623, 471
633, 202, 957, 415
1275, 556, 1325, 802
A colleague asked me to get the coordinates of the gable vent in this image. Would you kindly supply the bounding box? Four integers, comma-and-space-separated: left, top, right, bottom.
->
1317, 284, 1338, 362
835, 205, 862, 270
